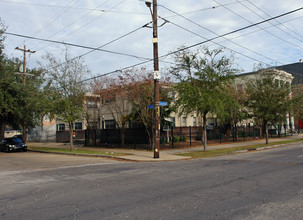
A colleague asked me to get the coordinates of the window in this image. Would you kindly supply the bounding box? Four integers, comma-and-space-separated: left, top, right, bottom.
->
57, 124, 65, 131
105, 120, 116, 129
193, 117, 197, 127
103, 94, 116, 104
87, 100, 97, 108
182, 117, 187, 126
75, 122, 83, 130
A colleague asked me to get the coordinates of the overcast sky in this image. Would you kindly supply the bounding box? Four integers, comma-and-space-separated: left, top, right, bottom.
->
1, 0, 303, 81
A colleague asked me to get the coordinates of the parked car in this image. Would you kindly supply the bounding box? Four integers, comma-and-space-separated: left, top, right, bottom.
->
0, 137, 27, 152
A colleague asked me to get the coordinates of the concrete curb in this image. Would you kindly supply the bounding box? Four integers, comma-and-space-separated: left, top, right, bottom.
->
28, 139, 303, 162
234, 141, 300, 154
28, 150, 135, 162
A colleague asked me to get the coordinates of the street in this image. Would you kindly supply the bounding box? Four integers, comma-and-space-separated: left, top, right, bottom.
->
0, 143, 303, 219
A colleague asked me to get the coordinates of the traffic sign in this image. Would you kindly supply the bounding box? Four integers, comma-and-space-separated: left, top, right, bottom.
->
159, 101, 168, 106
147, 104, 155, 109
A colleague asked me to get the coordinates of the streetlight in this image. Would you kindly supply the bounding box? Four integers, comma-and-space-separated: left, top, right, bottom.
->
145, 0, 160, 158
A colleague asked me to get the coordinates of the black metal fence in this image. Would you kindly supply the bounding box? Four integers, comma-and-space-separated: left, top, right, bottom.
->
85, 125, 290, 148
85, 128, 150, 147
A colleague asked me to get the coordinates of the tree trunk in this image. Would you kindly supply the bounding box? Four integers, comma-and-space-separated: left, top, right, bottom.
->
203, 114, 207, 151
0, 122, 5, 141
265, 122, 269, 144
23, 122, 27, 143
145, 127, 152, 150
234, 122, 238, 142
69, 122, 74, 151
120, 128, 125, 147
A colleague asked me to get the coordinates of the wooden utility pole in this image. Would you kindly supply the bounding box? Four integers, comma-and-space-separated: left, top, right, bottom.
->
152, 0, 160, 159
15, 45, 35, 142
145, 0, 160, 158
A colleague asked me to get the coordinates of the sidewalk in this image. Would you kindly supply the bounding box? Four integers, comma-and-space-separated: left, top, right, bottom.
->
28, 134, 303, 162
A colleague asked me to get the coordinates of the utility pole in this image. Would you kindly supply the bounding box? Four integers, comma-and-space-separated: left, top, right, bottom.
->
145, 0, 160, 158
15, 45, 35, 142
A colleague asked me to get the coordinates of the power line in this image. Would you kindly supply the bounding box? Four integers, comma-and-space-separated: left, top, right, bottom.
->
15, 0, 81, 52
213, 0, 303, 50
5, 31, 152, 61
0, 0, 148, 15
79, 6, 303, 83
34, 0, 113, 52
6, 6, 303, 83
158, 5, 279, 65
31, 0, 81, 37
59, 0, 127, 43
71, 22, 152, 61
245, 0, 303, 41
163, 18, 271, 65
160, 5, 303, 59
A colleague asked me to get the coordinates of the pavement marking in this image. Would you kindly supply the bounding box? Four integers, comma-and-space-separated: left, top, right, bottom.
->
298, 155, 303, 158
0, 162, 118, 176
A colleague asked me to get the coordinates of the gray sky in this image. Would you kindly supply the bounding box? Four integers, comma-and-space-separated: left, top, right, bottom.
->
1, 0, 303, 81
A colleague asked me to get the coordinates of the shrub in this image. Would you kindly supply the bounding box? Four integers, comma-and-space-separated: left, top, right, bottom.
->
173, 136, 180, 142
180, 135, 187, 142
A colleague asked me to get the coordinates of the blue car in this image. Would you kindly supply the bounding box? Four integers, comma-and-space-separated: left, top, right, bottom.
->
0, 137, 27, 152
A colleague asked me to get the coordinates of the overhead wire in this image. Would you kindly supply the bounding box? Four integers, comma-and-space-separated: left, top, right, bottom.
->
81, 6, 303, 83
245, 0, 303, 40
213, 0, 303, 51
14, 0, 81, 54
31, 0, 82, 37
159, 5, 303, 60
158, 5, 279, 65
34, 0, 113, 52
236, 0, 303, 43
0, 0, 149, 15
5, 31, 153, 61
59, 0, 127, 42
4, 4, 303, 83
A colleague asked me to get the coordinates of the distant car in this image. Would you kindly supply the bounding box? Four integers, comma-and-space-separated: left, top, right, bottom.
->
0, 137, 27, 152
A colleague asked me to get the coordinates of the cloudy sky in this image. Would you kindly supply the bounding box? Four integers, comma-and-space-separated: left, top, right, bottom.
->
1, 0, 303, 81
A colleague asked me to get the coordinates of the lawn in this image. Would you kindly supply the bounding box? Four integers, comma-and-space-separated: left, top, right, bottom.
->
28, 146, 129, 157
178, 139, 303, 159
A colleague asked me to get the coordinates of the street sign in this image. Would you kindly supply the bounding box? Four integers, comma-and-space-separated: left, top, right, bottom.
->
147, 101, 168, 109
159, 101, 168, 106
147, 104, 155, 109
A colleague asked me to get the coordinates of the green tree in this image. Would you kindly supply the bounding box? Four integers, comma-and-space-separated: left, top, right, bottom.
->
221, 84, 248, 141
170, 47, 237, 150
0, 19, 46, 141
42, 49, 88, 151
292, 84, 303, 127
245, 69, 293, 144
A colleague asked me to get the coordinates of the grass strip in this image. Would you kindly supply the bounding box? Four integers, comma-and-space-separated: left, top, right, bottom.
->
28, 146, 129, 157
178, 139, 303, 159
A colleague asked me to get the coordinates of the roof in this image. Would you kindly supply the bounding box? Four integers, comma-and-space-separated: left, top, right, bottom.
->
275, 62, 303, 84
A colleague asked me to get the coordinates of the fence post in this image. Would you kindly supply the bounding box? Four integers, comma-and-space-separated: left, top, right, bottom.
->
189, 126, 192, 147
290, 123, 293, 136
85, 130, 87, 146
94, 129, 97, 146
243, 126, 246, 141
219, 125, 222, 144
171, 126, 174, 148
284, 124, 287, 137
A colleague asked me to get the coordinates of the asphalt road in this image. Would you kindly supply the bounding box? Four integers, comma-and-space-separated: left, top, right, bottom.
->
0, 143, 303, 220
